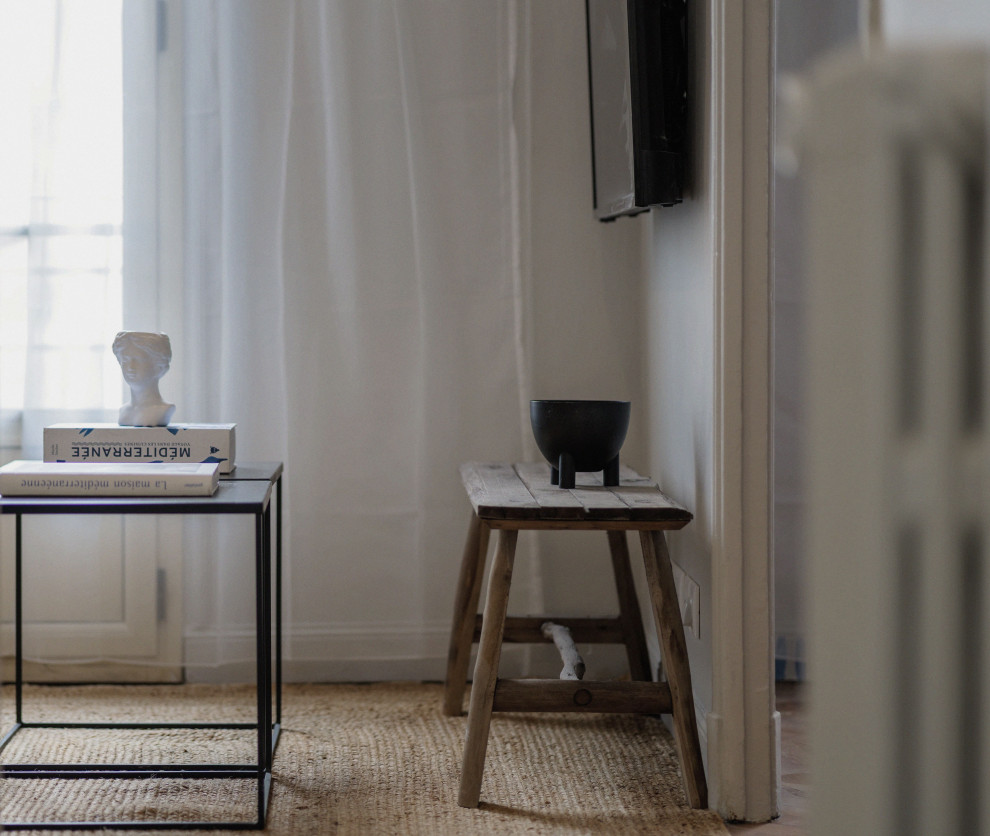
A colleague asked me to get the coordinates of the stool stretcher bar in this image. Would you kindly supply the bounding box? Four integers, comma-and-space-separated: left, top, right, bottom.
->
493, 679, 674, 714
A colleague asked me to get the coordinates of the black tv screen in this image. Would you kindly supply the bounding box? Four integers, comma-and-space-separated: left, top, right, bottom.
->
585, 0, 687, 220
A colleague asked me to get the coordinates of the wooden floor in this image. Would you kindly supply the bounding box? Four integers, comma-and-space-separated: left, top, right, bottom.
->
725, 681, 808, 835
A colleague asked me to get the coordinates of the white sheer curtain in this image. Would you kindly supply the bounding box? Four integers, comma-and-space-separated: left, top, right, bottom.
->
174, 1, 541, 678
0, 0, 124, 457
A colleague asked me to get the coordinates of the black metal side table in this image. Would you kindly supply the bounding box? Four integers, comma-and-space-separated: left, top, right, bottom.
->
0, 462, 284, 830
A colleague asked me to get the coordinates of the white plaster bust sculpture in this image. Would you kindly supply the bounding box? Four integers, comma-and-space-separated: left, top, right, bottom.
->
113, 331, 176, 426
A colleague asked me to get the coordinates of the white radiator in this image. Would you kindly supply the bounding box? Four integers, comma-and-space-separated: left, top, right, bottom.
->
801, 47, 989, 836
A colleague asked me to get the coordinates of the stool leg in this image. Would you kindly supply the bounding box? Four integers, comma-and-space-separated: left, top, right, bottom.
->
607, 531, 652, 682
640, 530, 709, 809
444, 513, 491, 716
458, 528, 517, 808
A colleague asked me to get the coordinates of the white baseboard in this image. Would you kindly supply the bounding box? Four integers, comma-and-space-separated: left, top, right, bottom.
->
183, 621, 647, 683
184, 620, 450, 682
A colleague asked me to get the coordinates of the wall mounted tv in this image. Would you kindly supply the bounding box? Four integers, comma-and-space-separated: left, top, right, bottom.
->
585, 0, 687, 221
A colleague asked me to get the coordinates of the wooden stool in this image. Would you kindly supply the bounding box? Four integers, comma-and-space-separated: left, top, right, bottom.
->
444, 462, 707, 810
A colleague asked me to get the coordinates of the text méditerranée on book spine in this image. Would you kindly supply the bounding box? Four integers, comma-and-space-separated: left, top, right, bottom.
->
43, 423, 236, 473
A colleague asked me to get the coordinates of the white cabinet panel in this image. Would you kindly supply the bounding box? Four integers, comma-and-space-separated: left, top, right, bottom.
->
1, 514, 182, 681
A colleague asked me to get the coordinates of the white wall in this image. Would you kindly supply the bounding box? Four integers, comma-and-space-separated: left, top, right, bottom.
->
643, 0, 716, 714
643, 0, 775, 821
884, 0, 990, 43
523, 5, 649, 667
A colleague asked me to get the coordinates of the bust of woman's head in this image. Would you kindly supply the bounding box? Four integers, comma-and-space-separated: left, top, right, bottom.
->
113, 331, 176, 426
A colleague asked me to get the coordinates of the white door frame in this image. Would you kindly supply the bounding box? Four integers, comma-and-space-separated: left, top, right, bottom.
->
707, 0, 777, 822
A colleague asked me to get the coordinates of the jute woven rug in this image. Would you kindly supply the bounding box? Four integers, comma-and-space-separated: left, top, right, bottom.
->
1, 682, 729, 834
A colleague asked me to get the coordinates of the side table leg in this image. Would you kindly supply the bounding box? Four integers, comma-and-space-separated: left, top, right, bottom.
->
640, 530, 708, 809
607, 531, 652, 682
15, 514, 24, 722
275, 474, 283, 733
443, 513, 491, 716
458, 528, 517, 808
255, 509, 274, 825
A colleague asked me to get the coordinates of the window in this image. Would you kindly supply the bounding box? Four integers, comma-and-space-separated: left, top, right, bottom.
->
0, 1, 126, 453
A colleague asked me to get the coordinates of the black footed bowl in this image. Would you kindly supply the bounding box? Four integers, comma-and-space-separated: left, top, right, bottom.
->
530, 400, 630, 489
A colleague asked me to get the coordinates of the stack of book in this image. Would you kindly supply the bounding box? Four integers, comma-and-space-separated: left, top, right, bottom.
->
0, 423, 236, 497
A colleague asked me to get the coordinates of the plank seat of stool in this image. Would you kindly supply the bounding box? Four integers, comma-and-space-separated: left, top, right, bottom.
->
445, 462, 708, 810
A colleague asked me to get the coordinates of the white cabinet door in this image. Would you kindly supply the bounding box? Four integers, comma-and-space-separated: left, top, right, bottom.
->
1, 514, 183, 682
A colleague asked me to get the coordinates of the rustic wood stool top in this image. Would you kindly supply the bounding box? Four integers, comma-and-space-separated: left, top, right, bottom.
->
459, 461, 693, 528
447, 462, 707, 811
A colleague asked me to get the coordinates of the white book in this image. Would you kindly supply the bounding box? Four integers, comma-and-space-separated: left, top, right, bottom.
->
44, 423, 236, 473
0, 461, 220, 497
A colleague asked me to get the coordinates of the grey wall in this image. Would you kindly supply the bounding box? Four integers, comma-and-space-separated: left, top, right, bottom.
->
641, 0, 717, 714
